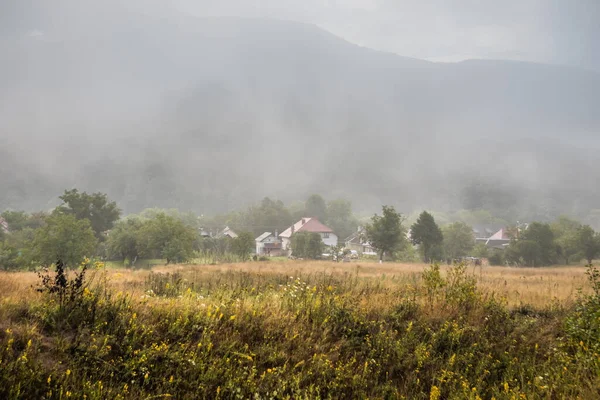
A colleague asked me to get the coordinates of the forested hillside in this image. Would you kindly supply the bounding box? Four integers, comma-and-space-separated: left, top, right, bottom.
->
2, 2, 599, 221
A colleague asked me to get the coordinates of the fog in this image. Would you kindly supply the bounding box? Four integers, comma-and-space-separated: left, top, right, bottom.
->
1, 1, 599, 222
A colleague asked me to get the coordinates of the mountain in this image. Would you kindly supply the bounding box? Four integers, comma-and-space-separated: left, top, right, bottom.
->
1, 6, 599, 221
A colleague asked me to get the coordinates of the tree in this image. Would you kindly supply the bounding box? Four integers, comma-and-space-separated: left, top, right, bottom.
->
231, 232, 255, 261
106, 218, 143, 264
305, 194, 328, 222
519, 222, 557, 266
326, 199, 359, 241
56, 189, 121, 239
137, 213, 197, 264
33, 213, 98, 268
443, 222, 476, 260
1, 210, 47, 231
411, 211, 443, 263
365, 206, 406, 262
291, 232, 324, 259
578, 225, 600, 264
551, 216, 582, 264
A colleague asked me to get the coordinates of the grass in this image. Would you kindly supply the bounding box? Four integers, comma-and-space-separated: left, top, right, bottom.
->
0, 260, 598, 399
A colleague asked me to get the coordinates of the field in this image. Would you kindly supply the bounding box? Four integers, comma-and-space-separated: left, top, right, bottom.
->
1, 260, 599, 399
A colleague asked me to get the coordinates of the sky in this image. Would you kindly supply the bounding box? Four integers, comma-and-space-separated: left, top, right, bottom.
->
172, 0, 599, 70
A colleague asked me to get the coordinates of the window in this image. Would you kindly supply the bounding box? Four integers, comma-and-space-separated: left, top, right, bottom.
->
323, 233, 330, 238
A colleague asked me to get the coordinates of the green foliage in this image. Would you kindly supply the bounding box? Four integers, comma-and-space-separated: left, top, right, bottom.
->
231, 232, 255, 261
0, 210, 47, 231
0, 228, 37, 270
578, 225, 600, 264
442, 221, 476, 260
325, 199, 359, 241
291, 232, 324, 259
552, 216, 582, 264
488, 249, 505, 266
305, 194, 328, 222
506, 222, 558, 266
137, 213, 196, 264
411, 211, 444, 262
33, 213, 98, 268
106, 218, 143, 263
56, 189, 121, 239
472, 242, 489, 259
365, 205, 406, 262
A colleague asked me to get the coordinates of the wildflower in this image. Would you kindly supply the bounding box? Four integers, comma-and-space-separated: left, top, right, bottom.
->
429, 385, 441, 400
66, 369, 71, 376
229, 315, 236, 320
169, 375, 174, 383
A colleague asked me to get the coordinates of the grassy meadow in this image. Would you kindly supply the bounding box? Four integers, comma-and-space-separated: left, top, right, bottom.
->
1, 260, 599, 399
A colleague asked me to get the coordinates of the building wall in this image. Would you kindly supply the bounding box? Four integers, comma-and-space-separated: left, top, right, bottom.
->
321, 233, 338, 247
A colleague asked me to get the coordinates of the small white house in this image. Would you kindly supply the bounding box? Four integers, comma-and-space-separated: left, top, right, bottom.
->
279, 218, 338, 251
255, 232, 284, 256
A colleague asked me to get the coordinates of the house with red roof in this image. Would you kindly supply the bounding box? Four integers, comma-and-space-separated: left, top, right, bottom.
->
279, 217, 337, 251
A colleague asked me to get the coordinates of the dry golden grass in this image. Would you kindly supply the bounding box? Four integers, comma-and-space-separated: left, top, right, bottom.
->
0, 261, 590, 308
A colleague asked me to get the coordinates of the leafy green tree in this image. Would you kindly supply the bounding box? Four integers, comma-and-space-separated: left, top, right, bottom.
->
56, 189, 121, 239
33, 213, 97, 268
578, 225, 600, 264
0, 228, 38, 270
551, 216, 582, 264
506, 240, 542, 267
106, 218, 143, 264
137, 213, 197, 264
291, 232, 324, 259
326, 199, 359, 241
442, 222, 476, 260
1, 210, 47, 231
519, 222, 557, 266
365, 206, 407, 262
411, 211, 444, 263
305, 194, 328, 222
231, 232, 255, 261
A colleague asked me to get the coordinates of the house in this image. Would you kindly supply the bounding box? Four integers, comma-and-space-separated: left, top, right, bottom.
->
0, 217, 8, 233
199, 228, 212, 238
216, 226, 238, 239
485, 228, 512, 249
279, 218, 337, 251
255, 231, 284, 256
472, 224, 504, 244
344, 227, 376, 255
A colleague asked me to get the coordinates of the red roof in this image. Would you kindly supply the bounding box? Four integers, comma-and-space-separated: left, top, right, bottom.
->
297, 218, 334, 233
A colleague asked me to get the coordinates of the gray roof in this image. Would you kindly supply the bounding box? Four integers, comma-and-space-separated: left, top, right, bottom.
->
255, 232, 272, 242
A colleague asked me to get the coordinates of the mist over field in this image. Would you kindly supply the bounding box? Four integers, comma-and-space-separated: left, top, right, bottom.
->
1, 0, 599, 222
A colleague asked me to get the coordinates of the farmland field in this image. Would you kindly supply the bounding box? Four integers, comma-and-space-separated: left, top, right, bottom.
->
1, 261, 599, 399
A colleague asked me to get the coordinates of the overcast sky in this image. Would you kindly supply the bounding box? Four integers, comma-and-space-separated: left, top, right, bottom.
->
172, 0, 599, 70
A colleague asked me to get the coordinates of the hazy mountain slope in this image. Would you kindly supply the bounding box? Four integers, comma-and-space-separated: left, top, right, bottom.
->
1, 8, 599, 219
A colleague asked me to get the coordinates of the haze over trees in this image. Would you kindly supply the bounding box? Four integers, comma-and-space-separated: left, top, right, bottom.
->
1, 3, 600, 224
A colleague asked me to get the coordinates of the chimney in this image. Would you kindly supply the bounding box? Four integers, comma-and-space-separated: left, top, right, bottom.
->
275, 230, 278, 238
301, 218, 306, 224
291, 224, 295, 234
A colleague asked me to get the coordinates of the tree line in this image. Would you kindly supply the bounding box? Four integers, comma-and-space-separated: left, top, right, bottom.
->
2, 190, 600, 270
363, 207, 600, 266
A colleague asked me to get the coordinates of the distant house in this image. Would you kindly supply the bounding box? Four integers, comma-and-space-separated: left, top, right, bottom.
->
216, 226, 238, 239
279, 218, 337, 251
485, 228, 512, 249
0, 217, 8, 233
344, 227, 376, 255
199, 228, 212, 238
472, 225, 502, 243
255, 231, 284, 256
